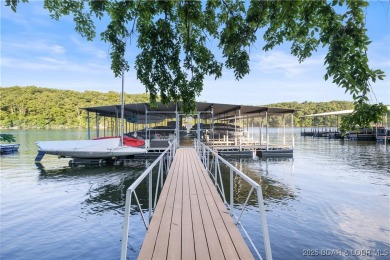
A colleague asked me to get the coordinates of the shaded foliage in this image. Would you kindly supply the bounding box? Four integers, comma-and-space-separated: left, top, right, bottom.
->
339, 102, 389, 132
0, 134, 16, 143
4, 0, 388, 129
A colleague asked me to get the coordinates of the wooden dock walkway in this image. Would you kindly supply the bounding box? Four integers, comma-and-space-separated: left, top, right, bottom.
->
138, 148, 254, 259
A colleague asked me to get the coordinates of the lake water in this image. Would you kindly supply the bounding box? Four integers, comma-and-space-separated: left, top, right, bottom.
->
1, 129, 389, 259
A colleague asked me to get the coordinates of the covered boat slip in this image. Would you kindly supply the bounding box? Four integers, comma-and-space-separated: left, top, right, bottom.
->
300, 107, 390, 142
138, 148, 254, 260
83, 101, 296, 157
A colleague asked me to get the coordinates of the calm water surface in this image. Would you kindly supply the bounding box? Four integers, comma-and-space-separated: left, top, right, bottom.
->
1, 129, 389, 259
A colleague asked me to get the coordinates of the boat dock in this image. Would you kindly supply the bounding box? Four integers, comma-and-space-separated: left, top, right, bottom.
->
300, 108, 390, 142
84, 101, 297, 160
138, 148, 254, 259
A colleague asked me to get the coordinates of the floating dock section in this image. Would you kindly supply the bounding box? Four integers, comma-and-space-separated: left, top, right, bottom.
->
121, 141, 272, 260
138, 148, 254, 259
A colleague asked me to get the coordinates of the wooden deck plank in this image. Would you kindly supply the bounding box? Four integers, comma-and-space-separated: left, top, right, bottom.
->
138, 148, 254, 260
167, 149, 184, 259
193, 151, 255, 260
152, 150, 182, 259
181, 149, 196, 259
189, 150, 225, 260
189, 150, 241, 260
187, 150, 210, 260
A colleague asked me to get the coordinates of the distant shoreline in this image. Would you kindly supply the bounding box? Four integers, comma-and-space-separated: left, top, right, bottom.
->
1, 86, 356, 129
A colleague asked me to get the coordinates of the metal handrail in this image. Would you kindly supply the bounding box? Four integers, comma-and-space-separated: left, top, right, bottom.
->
194, 139, 272, 260
121, 140, 177, 260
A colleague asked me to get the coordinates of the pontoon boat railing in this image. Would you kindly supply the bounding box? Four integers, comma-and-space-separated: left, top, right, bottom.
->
194, 139, 272, 260
120, 140, 177, 260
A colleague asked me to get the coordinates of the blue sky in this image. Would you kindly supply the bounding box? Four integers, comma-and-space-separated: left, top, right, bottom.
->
1, 1, 389, 106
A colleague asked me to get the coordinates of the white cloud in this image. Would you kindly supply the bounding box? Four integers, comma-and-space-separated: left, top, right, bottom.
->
2, 39, 66, 55
1, 56, 109, 73
51, 44, 66, 54
69, 36, 108, 59
201, 71, 353, 106
252, 51, 325, 78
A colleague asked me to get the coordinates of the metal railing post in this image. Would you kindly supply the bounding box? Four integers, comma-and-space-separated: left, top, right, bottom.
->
217, 159, 225, 200
154, 160, 163, 208
149, 170, 153, 221
121, 189, 133, 260
230, 168, 233, 216
214, 155, 217, 185
257, 186, 272, 260
207, 149, 210, 170
160, 159, 164, 188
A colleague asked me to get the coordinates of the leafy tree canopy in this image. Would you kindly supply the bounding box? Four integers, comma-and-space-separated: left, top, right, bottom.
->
0, 134, 16, 143
5, 0, 387, 131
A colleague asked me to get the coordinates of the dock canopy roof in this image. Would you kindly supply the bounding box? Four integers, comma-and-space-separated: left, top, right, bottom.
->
301, 106, 390, 118
300, 110, 354, 118
83, 101, 297, 120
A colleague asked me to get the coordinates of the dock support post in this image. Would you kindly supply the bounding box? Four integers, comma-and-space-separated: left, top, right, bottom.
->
266, 111, 269, 151
197, 112, 201, 142
145, 105, 148, 148
283, 114, 286, 146
291, 112, 295, 148
96, 112, 100, 138
176, 104, 179, 146
234, 112, 237, 146
34, 151, 46, 163
115, 107, 118, 137
103, 116, 106, 137
87, 111, 90, 139
120, 72, 125, 146
239, 109, 242, 151
211, 105, 214, 148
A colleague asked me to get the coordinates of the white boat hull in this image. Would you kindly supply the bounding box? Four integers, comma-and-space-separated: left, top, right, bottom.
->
36, 138, 147, 159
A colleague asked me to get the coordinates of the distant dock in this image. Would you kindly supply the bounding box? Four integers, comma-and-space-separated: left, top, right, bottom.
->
300, 108, 390, 143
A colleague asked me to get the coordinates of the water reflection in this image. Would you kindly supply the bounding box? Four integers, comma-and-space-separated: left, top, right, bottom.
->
34, 156, 296, 217
2, 130, 388, 260
307, 139, 390, 174
219, 157, 297, 207
35, 160, 155, 216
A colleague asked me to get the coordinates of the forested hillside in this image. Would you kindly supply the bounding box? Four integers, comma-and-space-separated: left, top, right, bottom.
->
0, 86, 149, 129
1, 86, 354, 129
